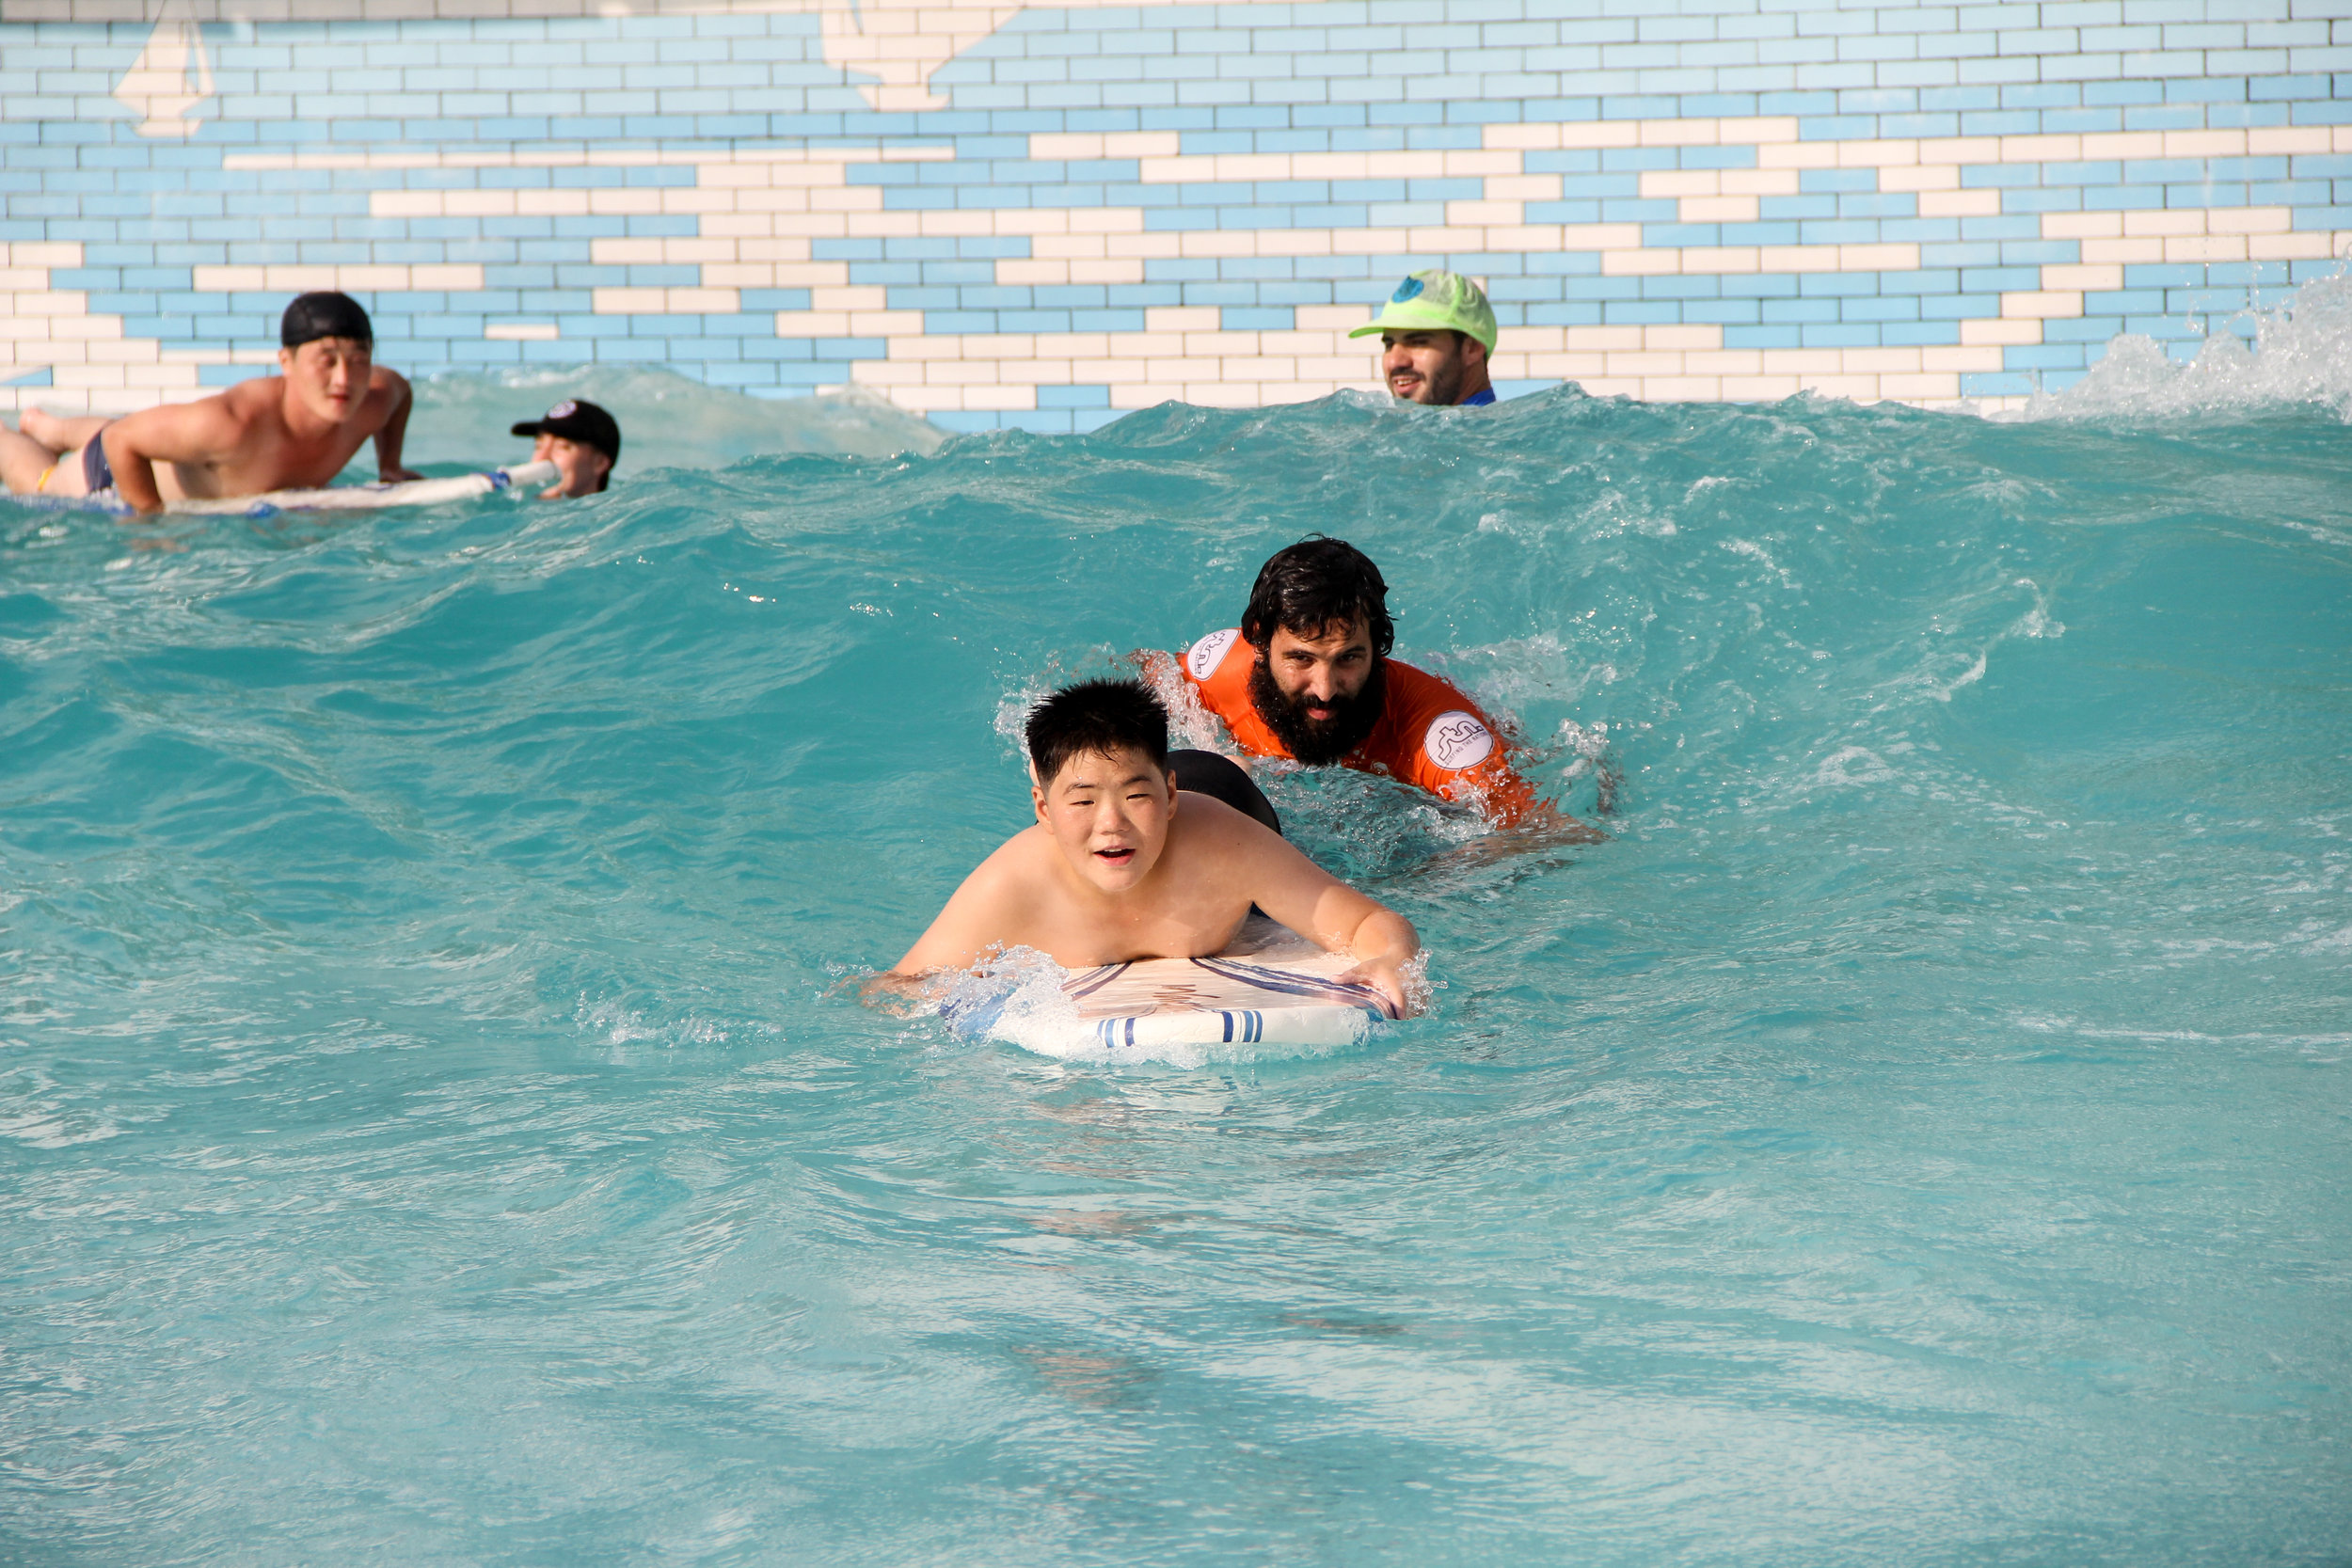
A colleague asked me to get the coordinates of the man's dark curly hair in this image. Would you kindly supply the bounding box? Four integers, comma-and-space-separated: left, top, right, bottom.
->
1239, 536, 1395, 658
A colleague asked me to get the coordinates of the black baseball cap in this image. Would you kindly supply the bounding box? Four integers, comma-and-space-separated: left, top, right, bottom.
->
281, 291, 374, 350
511, 398, 621, 462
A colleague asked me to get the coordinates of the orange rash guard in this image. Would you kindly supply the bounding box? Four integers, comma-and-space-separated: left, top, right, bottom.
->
1173, 627, 1544, 827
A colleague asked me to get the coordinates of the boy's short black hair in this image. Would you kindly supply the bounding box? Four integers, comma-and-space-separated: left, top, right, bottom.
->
1239, 536, 1396, 658
1026, 679, 1169, 786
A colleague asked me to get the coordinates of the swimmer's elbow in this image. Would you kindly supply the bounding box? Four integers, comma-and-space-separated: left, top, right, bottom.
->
1392, 911, 1422, 958
886, 951, 943, 982
889, 930, 982, 980
1359, 903, 1418, 958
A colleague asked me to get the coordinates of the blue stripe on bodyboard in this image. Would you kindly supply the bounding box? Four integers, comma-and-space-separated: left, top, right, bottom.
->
1187, 956, 1395, 1017
1065, 961, 1136, 1003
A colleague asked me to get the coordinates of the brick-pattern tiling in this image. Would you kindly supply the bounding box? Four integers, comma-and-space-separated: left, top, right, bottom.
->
3, 0, 2347, 430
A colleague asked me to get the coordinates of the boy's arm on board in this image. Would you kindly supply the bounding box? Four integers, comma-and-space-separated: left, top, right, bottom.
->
1317, 890, 1420, 1019
885, 835, 1028, 981
1232, 821, 1421, 1018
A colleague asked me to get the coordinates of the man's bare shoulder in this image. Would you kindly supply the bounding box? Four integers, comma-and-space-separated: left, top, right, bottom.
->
213, 377, 285, 418
363, 365, 409, 413
114, 385, 265, 451
154, 380, 275, 436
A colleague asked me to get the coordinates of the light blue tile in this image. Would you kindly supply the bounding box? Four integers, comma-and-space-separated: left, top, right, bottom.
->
1655, 146, 1754, 180
1634, 222, 1716, 247
1796, 272, 1878, 299
1799, 167, 1880, 194
1636, 276, 1720, 303
1841, 293, 1922, 322
2008, 342, 2091, 369
1958, 214, 2042, 241
1722, 321, 1811, 349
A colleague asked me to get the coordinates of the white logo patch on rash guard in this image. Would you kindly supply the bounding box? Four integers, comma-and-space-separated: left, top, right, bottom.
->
1423, 710, 1494, 771
1184, 627, 1241, 681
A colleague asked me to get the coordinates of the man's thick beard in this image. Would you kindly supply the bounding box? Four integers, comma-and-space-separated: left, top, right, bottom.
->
1393, 340, 1468, 404
1420, 349, 1466, 406
1248, 654, 1385, 766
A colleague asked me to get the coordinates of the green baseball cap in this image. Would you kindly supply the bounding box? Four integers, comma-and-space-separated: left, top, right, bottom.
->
1348, 269, 1498, 354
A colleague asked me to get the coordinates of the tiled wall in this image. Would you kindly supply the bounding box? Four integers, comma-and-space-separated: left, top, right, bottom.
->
3, 0, 2346, 431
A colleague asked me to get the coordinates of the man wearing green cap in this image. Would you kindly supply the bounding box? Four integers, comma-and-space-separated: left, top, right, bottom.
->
1348, 269, 1498, 407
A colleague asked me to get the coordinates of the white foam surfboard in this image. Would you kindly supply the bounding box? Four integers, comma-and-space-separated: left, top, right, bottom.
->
948, 916, 1398, 1062
14, 461, 561, 518
167, 460, 560, 516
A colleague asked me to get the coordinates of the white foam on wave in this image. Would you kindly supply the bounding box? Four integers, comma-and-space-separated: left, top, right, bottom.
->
2010, 275, 2352, 423
405, 363, 946, 471
995, 647, 1232, 767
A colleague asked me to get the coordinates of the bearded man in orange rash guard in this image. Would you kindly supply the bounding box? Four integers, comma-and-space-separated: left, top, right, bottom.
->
1141, 537, 1601, 839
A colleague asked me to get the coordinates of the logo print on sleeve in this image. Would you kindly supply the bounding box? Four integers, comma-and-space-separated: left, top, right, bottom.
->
1184, 628, 1241, 681
1423, 710, 1495, 771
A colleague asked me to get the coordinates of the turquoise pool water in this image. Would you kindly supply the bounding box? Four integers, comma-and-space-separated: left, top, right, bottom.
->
3, 325, 2348, 1563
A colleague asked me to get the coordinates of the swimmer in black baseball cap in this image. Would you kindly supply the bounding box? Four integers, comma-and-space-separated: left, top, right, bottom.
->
510, 398, 621, 499
0, 289, 421, 514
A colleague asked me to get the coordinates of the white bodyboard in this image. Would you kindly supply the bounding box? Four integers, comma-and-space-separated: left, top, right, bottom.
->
167, 460, 560, 516
13, 461, 559, 517
945, 917, 1396, 1065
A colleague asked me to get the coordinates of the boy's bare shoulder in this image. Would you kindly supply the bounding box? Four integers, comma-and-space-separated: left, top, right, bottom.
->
892, 823, 1057, 974
1172, 790, 1279, 849
1164, 792, 1292, 875
960, 822, 1058, 895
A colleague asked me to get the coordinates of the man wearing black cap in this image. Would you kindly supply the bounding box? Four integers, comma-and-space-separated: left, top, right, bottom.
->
510, 399, 620, 499
0, 291, 421, 515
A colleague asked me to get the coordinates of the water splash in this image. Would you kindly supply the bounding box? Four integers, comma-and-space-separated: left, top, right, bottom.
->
400, 363, 946, 472
2018, 274, 2352, 422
